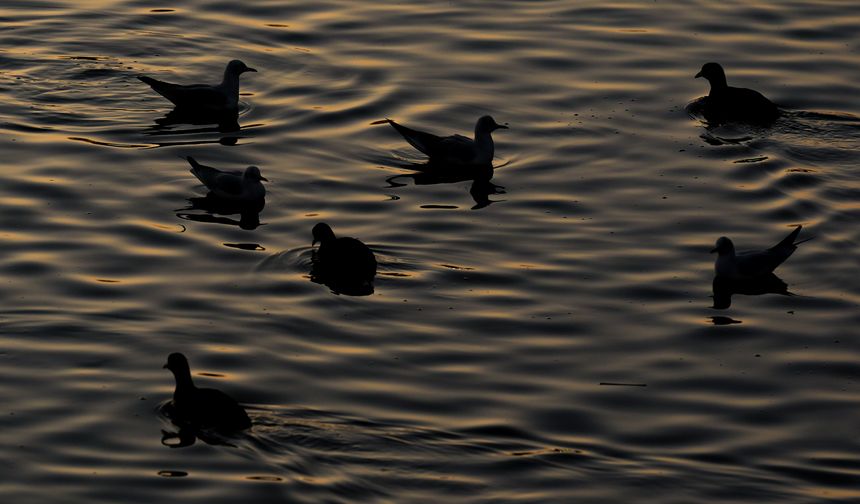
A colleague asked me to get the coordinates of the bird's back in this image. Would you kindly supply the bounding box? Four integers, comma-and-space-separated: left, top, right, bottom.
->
435, 134, 478, 163
386, 120, 445, 157
138, 76, 229, 110
190, 387, 251, 431
320, 237, 377, 278
709, 86, 779, 123
735, 249, 788, 277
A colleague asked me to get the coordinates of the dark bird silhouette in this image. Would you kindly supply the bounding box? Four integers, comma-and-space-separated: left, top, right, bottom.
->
711, 225, 810, 279
311, 223, 377, 284
138, 60, 256, 114
695, 62, 779, 124
373, 115, 507, 167
185, 156, 267, 203
163, 352, 251, 431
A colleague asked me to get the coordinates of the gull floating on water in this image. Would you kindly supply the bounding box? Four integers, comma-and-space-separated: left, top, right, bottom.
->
185, 156, 267, 203
138, 60, 256, 113
163, 352, 251, 431
711, 225, 810, 279
372, 115, 507, 167
695, 62, 779, 124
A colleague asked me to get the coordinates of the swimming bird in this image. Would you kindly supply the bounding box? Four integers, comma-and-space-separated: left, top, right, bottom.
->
373, 115, 507, 167
695, 62, 779, 124
163, 352, 251, 431
185, 156, 267, 203
711, 226, 810, 279
138, 60, 256, 113
312, 222, 377, 281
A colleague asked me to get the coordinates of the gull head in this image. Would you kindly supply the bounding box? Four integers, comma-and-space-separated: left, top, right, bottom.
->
243, 166, 268, 182
476, 115, 508, 134
226, 59, 257, 75
163, 352, 190, 373
312, 222, 336, 246
695, 62, 725, 82
710, 236, 735, 255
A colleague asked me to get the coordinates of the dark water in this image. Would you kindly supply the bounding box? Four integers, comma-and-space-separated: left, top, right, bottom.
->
1, 1, 859, 502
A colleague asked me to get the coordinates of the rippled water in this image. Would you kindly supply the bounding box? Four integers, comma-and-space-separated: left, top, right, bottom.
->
1, 1, 859, 502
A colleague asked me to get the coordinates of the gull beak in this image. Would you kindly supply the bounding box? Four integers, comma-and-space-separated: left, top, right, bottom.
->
246, 67, 258, 73
259, 176, 268, 181
162, 363, 169, 369
495, 124, 509, 130
695, 71, 703, 79
709, 247, 718, 253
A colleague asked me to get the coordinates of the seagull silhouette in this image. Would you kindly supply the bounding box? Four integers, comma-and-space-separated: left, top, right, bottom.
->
711, 225, 811, 279
185, 156, 267, 203
138, 60, 256, 114
373, 115, 507, 167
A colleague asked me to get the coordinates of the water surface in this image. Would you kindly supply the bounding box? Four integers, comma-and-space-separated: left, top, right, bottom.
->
1, 1, 859, 502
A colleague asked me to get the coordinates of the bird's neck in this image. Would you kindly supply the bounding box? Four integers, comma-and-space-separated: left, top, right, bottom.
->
473, 130, 495, 164
220, 71, 241, 102
708, 75, 728, 93
172, 371, 195, 397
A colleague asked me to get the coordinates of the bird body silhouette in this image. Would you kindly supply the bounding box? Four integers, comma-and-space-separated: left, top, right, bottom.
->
711, 226, 809, 279
695, 62, 778, 124
186, 156, 267, 203
312, 223, 377, 281
138, 60, 256, 113
374, 116, 507, 167
163, 352, 251, 431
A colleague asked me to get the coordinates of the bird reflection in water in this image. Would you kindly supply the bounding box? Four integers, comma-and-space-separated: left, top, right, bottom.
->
176, 195, 264, 230
155, 107, 241, 132
711, 273, 793, 310
385, 162, 506, 210
143, 108, 244, 148
159, 415, 239, 449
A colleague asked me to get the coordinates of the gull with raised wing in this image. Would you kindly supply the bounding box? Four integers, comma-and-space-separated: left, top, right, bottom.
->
373, 115, 507, 167
185, 156, 267, 203
138, 60, 256, 114
711, 225, 810, 279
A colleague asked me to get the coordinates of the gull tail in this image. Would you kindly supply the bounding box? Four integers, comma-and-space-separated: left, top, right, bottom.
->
138, 75, 181, 105
372, 118, 439, 156
774, 225, 803, 251
185, 156, 217, 186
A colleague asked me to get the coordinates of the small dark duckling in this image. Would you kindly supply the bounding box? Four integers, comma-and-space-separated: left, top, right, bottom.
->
312, 222, 377, 281
163, 352, 251, 431
695, 62, 779, 124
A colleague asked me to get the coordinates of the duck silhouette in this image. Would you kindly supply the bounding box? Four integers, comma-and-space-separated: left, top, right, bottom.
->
138, 60, 256, 114
695, 62, 779, 124
163, 352, 251, 431
373, 116, 507, 167
311, 223, 377, 290
711, 225, 810, 280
